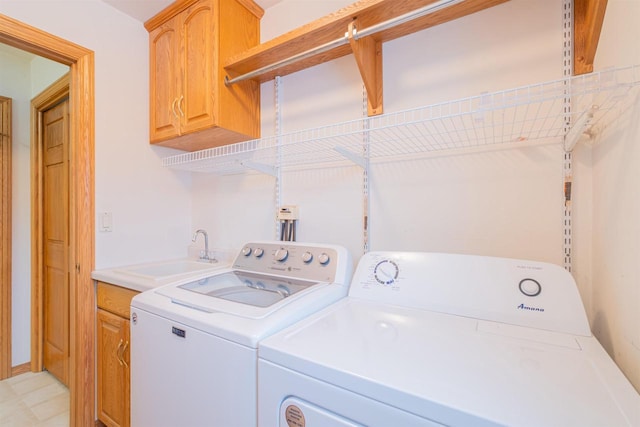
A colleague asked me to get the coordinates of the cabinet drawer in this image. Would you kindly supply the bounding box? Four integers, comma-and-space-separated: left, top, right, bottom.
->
96, 282, 139, 318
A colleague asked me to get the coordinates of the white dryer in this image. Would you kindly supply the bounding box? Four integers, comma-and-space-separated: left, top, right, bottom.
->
258, 251, 640, 426
130, 241, 352, 427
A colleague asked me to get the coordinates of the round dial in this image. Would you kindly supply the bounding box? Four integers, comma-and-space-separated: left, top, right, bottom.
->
519, 278, 542, 297
318, 253, 330, 265
254, 248, 264, 258
241, 246, 252, 256
274, 248, 289, 262
374, 260, 399, 285
301, 251, 313, 263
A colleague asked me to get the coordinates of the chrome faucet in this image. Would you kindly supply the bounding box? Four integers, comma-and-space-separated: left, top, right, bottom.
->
192, 229, 210, 261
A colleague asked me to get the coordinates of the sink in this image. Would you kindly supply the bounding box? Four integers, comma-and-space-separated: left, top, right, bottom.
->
93, 256, 232, 292
115, 260, 221, 280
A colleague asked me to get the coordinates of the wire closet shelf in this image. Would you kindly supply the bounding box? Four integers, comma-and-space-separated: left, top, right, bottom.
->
163, 65, 640, 175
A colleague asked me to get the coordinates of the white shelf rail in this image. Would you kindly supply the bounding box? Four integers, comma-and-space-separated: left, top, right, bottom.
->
162, 65, 640, 174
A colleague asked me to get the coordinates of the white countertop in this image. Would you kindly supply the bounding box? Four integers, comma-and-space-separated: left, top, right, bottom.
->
91, 258, 230, 292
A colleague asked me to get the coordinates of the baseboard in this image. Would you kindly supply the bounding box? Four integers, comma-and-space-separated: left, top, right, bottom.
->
11, 362, 30, 376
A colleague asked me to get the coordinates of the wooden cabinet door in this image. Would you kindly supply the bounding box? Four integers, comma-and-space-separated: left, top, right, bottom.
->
97, 309, 130, 427
146, 0, 260, 150
180, 0, 216, 135
149, 17, 181, 142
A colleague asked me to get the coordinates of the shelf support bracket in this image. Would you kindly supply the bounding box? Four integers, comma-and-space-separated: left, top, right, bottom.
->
347, 21, 383, 117
574, 0, 608, 75
239, 160, 277, 177
334, 145, 367, 168
563, 105, 597, 152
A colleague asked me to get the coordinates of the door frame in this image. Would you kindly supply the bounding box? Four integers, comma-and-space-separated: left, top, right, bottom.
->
30, 73, 70, 378
0, 96, 11, 380
0, 13, 95, 426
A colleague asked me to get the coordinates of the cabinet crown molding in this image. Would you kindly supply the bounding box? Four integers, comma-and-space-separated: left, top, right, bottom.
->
145, 0, 263, 31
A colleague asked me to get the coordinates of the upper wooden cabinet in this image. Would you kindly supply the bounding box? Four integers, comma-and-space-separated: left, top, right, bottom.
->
146, 0, 263, 151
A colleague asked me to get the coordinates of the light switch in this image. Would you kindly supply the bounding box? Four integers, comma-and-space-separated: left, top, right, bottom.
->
99, 212, 113, 232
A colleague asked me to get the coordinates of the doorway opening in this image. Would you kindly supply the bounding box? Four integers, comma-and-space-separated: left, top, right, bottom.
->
0, 14, 95, 426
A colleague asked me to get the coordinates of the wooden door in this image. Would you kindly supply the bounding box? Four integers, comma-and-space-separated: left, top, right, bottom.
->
0, 96, 11, 380
180, 0, 216, 134
97, 309, 130, 427
42, 98, 70, 386
149, 17, 181, 142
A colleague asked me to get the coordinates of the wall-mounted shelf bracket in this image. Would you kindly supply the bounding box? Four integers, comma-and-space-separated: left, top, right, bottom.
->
574, 0, 609, 75
240, 160, 277, 176
334, 145, 367, 168
347, 21, 383, 116
563, 105, 597, 151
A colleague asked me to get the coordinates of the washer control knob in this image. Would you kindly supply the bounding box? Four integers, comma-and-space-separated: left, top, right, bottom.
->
519, 278, 542, 297
274, 249, 289, 262
301, 251, 313, 263
242, 246, 252, 257
318, 252, 330, 265
254, 248, 264, 258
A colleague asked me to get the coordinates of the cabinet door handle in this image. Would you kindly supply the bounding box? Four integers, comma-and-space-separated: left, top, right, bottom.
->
171, 98, 178, 118
121, 341, 129, 369
115, 339, 124, 366
177, 95, 184, 117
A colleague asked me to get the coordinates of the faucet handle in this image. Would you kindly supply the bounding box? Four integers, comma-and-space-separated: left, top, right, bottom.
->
198, 250, 217, 263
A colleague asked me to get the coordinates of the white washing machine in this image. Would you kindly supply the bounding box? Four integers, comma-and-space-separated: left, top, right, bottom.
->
258, 251, 640, 426
130, 241, 352, 427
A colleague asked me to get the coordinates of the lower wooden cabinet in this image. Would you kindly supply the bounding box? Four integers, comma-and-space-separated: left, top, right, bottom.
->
96, 282, 138, 427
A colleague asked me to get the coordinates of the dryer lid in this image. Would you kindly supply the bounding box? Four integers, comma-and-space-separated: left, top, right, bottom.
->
260, 298, 640, 427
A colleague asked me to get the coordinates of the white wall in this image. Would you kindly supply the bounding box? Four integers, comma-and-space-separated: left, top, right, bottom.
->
1, 48, 33, 366
30, 56, 68, 95
194, 0, 566, 265
591, 0, 640, 391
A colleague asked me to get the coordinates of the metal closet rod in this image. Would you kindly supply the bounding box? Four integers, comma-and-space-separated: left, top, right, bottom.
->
224, 0, 465, 86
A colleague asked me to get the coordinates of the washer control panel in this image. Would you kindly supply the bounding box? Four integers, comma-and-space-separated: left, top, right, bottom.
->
232, 241, 345, 284
349, 251, 590, 336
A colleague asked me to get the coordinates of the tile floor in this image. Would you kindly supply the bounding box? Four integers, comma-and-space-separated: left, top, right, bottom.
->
0, 371, 69, 426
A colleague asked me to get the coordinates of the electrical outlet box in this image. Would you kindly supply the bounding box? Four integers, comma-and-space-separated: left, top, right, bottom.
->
278, 205, 299, 220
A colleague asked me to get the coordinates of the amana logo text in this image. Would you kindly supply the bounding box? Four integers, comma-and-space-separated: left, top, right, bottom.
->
517, 303, 545, 312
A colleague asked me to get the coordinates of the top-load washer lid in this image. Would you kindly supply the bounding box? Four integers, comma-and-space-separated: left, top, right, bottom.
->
154, 270, 324, 318
258, 251, 640, 426
145, 241, 353, 320
178, 271, 316, 308
131, 241, 353, 347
